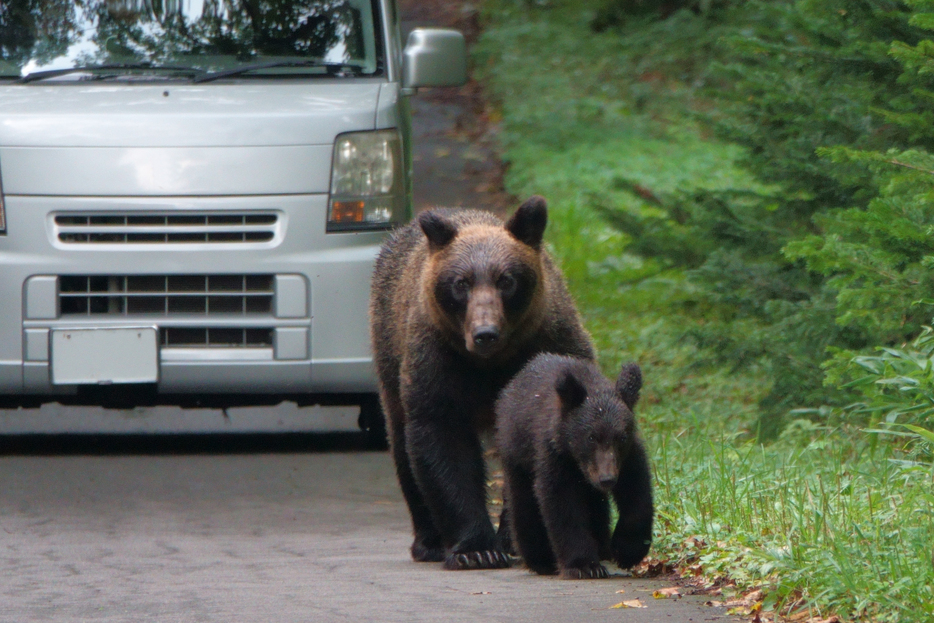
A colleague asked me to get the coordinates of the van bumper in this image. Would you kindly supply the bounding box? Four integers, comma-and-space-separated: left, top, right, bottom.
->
0, 193, 382, 398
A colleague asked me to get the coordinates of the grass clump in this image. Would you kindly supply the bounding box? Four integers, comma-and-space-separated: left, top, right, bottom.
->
475, 0, 934, 620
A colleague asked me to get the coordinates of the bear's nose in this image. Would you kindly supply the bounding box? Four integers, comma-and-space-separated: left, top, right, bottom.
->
598, 476, 617, 492
472, 326, 500, 350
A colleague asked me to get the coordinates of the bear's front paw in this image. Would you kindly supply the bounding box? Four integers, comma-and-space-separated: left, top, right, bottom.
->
443, 549, 512, 570
559, 561, 609, 580
612, 537, 650, 570
411, 539, 445, 563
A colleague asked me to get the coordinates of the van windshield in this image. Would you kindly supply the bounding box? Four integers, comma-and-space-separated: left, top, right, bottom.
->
0, 0, 384, 81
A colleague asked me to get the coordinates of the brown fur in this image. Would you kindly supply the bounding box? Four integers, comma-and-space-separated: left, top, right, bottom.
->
369, 197, 594, 569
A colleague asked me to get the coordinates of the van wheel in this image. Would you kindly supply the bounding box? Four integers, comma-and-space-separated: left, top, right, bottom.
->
358, 394, 388, 450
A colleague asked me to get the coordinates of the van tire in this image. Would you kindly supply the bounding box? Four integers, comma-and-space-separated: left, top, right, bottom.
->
358, 393, 388, 450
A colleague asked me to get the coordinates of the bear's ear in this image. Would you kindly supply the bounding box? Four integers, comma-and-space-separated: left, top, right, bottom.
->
556, 368, 587, 413
506, 196, 548, 249
615, 362, 642, 410
419, 211, 458, 251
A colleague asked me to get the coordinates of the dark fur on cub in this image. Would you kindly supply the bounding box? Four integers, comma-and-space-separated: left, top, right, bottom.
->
370, 197, 594, 570
495, 354, 654, 579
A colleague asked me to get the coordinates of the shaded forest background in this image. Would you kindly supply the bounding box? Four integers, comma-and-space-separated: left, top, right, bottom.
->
570, 0, 934, 438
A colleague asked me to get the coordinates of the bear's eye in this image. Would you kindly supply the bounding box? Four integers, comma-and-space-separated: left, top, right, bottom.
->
453, 278, 470, 296
497, 273, 517, 296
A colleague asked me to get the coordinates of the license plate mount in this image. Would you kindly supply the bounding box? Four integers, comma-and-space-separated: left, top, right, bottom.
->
51, 327, 159, 385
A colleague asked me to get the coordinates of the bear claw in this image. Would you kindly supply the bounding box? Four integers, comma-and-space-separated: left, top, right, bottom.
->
560, 562, 609, 580
443, 549, 511, 570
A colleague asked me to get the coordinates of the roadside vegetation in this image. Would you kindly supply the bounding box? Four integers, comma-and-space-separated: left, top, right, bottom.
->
474, 0, 934, 620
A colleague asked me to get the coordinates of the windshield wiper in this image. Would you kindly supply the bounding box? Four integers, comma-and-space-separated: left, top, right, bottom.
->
18, 63, 202, 84
191, 60, 366, 83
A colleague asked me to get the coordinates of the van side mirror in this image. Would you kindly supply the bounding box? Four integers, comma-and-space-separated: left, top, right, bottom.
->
402, 28, 467, 89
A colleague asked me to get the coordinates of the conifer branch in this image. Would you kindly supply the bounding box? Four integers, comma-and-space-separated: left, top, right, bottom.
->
886, 158, 934, 176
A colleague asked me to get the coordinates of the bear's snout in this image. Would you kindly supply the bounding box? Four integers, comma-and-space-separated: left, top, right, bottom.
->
464, 285, 505, 357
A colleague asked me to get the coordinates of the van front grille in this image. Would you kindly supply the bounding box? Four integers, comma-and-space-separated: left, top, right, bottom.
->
161, 327, 273, 348
59, 275, 274, 316
54, 213, 278, 244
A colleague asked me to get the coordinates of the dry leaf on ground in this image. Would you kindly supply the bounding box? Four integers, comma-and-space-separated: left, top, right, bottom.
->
745, 589, 764, 603
610, 599, 647, 609
653, 587, 681, 599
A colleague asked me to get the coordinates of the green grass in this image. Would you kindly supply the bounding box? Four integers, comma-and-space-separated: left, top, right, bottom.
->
654, 421, 934, 621
475, 1, 934, 620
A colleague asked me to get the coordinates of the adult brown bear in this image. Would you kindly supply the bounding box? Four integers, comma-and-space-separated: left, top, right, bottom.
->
369, 196, 594, 569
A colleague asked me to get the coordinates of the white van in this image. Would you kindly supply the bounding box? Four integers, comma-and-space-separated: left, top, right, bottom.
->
0, 0, 465, 436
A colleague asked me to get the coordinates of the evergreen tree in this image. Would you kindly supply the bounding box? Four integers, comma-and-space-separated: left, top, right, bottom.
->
602, 0, 934, 436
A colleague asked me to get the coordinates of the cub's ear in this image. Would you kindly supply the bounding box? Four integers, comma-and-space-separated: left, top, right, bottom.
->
506, 196, 548, 249
418, 211, 458, 251
615, 362, 642, 410
556, 368, 587, 413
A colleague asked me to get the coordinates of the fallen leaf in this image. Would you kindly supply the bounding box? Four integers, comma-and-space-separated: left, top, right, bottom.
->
470, 591, 491, 596
745, 589, 764, 603
615, 589, 626, 594
653, 587, 681, 599
610, 599, 647, 609
751, 602, 763, 623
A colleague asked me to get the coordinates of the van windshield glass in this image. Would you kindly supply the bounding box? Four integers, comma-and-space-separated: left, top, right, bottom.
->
0, 0, 383, 80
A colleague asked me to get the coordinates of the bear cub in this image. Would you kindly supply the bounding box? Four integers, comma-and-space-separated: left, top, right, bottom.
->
495, 354, 654, 579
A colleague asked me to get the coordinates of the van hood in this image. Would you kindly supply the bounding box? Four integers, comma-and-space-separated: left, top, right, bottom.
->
0, 82, 393, 196
0, 82, 382, 147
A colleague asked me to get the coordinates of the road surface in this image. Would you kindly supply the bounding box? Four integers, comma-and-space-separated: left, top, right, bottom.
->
1, 439, 735, 622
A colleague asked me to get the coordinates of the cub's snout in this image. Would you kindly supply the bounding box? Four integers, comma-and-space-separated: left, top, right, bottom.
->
585, 446, 620, 493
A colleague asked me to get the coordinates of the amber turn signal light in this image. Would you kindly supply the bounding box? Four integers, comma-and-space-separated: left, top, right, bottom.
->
330, 200, 366, 223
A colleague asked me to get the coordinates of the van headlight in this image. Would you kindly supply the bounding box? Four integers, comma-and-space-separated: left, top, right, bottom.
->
327, 129, 405, 232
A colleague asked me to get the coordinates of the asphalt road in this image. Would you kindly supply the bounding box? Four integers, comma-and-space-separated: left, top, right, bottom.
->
0, 438, 736, 623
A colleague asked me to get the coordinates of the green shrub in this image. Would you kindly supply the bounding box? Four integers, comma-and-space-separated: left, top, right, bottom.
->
833, 322, 934, 431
